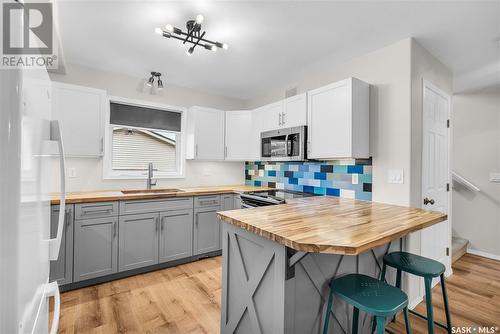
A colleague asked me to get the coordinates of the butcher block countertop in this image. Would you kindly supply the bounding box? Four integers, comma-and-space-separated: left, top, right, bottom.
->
51, 185, 271, 205
217, 196, 447, 255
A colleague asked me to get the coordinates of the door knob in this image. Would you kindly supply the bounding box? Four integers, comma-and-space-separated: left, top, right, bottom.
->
423, 197, 435, 205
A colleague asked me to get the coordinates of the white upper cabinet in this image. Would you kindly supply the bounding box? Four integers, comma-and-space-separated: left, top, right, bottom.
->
307, 77, 369, 159
258, 100, 284, 132
225, 110, 258, 161
52, 82, 106, 157
283, 93, 307, 128
257, 93, 307, 133
186, 106, 225, 160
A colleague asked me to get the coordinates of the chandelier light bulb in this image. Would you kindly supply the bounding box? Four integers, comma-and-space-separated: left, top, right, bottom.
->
154, 27, 163, 35
222, 43, 229, 50
195, 14, 204, 24
164, 24, 174, 33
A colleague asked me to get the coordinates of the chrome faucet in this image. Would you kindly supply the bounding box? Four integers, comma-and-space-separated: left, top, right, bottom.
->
147, 162, 157, 189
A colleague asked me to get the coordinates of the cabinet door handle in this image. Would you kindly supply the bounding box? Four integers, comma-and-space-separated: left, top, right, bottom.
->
160, 216, 164, 231
195, 213, 199, 225
423, 197, 435, 205
113, 221, 117, 237
195, 144, 198, 158
155, 217, 159, 232
279, 112, 282, 126
100, 137, 104, 154
65, 210, 71, 227
282, 112, 286, 125
225, 146, 227, 158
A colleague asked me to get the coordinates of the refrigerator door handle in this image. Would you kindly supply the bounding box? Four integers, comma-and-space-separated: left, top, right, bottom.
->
46, 281, 61, 334
49, 120, 66, 261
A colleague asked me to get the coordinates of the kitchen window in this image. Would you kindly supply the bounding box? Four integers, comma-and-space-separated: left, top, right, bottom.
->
103, 99, 185, 179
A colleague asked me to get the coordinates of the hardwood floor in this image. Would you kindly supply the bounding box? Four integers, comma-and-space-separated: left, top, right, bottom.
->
56, 254, 500, 333
389, 254, 500, 334
56, 257, 222, 333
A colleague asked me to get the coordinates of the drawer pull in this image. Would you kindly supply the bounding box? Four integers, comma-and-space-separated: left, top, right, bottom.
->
199, 200, 217, 206
82, 208, 113, 214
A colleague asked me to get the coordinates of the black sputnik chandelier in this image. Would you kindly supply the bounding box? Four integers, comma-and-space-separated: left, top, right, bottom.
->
155, 14, 228, 56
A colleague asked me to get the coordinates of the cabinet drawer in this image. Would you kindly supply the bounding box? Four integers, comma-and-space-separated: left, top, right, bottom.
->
119, 197, 194, 215
75, 201, 118, 220
195, 195, 221, 208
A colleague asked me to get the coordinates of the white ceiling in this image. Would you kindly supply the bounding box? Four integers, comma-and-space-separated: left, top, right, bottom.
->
56, 1, 500, 99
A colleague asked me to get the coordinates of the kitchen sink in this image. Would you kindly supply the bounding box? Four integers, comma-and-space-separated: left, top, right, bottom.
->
121, 189, 184, 195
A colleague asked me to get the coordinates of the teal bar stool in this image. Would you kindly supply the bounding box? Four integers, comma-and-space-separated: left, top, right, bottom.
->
323, 274, 411, 334
381, 252, 452, 334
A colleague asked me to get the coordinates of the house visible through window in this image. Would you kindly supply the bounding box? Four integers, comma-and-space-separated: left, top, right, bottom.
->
104, 101, 183, 178
111, 127, 177, 172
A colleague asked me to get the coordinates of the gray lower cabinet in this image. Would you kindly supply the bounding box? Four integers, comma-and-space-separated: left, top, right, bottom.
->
220, 194, 236, 250
194, 206, 221, 255
49, 204, 74, 286
119, 213, 159, 272
74, 216, 118, 282
159, 209, 193, 263
220, 194, 235, 211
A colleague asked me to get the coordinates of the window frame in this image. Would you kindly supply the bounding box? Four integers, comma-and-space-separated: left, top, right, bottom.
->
102, 96, 186, 179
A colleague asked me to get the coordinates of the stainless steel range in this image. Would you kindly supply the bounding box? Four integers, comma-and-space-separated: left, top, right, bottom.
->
239, 190, 316, 208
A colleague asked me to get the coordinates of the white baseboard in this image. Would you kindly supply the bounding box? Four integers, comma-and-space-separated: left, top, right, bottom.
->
467, 248, 500, 261
409, 296, 423, 310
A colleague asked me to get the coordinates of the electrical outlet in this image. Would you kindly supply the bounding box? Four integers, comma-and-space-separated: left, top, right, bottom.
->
68, 168, 76, 178
388, 169, 404, 184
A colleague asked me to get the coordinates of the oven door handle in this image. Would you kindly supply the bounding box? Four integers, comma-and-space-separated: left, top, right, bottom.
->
241, 203, 257, 209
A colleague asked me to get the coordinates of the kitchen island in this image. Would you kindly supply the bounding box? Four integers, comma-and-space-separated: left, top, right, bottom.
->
217, 196, 447, 334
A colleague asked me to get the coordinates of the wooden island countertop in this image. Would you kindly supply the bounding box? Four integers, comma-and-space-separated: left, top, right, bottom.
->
51, 185, 271, 205
217, 196, 447, 255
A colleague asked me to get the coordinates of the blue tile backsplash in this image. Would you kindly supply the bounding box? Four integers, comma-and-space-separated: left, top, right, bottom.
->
245, 159, 372, 200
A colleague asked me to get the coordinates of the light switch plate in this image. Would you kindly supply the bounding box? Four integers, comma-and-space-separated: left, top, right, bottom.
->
68, 168, 76, 178
490, 172, 500, 183
388, 169, 404, 184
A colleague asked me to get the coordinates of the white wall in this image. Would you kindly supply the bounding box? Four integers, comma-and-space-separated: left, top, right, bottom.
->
452, 86, 500, 257
49, 64, 246, 192
246, 38, 413, 206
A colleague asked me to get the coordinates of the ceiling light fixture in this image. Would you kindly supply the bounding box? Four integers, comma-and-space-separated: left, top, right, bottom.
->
155, 14, 228, 56
146, 72, 164, 90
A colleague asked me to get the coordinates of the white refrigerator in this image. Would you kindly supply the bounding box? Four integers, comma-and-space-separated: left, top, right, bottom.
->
0, 66, 65, 332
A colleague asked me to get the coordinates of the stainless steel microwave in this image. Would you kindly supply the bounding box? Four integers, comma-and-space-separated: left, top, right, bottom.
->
260, 126, 307, 161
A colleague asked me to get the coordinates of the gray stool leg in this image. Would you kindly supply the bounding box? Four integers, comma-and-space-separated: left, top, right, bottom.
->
424, 277, 435, 334
440, 274, 452, 334
352, 307, 359, 334
403, 307, 411, 334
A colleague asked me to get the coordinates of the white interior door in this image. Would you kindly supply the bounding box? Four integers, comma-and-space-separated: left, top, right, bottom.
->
421, 80, 451, 282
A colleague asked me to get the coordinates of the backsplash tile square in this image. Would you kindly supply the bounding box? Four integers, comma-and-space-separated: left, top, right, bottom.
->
245, 159, 372, 200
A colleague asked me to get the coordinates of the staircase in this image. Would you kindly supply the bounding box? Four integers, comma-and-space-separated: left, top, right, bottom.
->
452, 237, 469, 263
